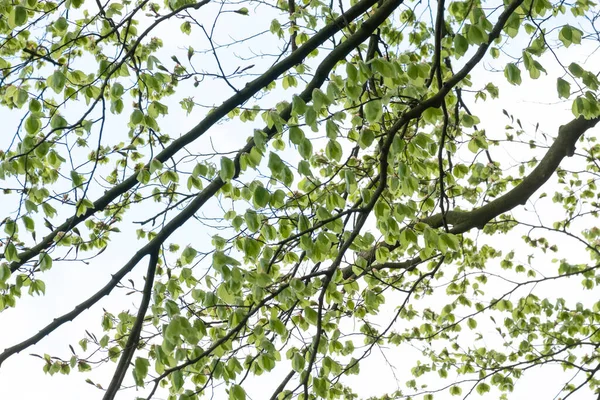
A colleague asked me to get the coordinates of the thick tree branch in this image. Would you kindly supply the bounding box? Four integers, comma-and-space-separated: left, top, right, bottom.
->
426, 116, 600, 233
358, 115, 600, 264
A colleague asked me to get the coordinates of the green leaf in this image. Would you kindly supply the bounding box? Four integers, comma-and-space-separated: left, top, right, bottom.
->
130, 109, 144, 125
217, 284, 235, 303
39, 252, 52, 272
467, 318, 477, 329
253, 186, 270, 208
325, 120, 339, 140
54, 17, 69, 33
51, 115, 68, 130
255, 272, 272, 287
313, 377, 330, 397
450, 385, 462, 396
229, 384, 246, 400
292, 352, 305, 372
359, 129, 374, 149
476, 382, 491, 394
137, 169, 150, 184
133, 357, 150, 387
304, 306, 318, 325
245, 210, 261, 232
326, 140, 342, 162
291, 96, 307, 116
70, 171, 85, 188
29, 99, 42, 113
180, 246, 197, 265
22, 216, 35, 231
0, 263, 10, 282
557, 78, 571, 99
462, 114, 480, 128
268, 152, 284, 176
504, 63, 522, 85
346, 62, 358, 83
466, 24, 487, 45
289, 126, 304, 145
558, 25, 582, 48
345, 83, 362, 101
11, 6, 28, 27
364, 100, 383, 123
5, 242, 20, 262
298, 138, 313, 159
312, 88, 330, 111
243, 237, 261, 260
220, 157, 235, 182
282, 75, 297, 89
42, 203, 57, 218
454, 34, 468, 58
270, 189, 286, 208
305, 107, 317, 129
468, 139, 480, 153
25, 116, 41, 135
568, 63, 584, 78
48, 70, 67, 94
110, 83, 124, 99
172, 370, 184, 391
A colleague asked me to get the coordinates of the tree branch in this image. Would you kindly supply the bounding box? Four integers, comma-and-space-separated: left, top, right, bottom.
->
428, 115, 600, 233
102, 250, 159, 400
289, 0, 298, 52
358, 115, 600, 264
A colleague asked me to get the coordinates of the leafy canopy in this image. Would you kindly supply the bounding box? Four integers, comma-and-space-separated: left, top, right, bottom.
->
1, 0, 600, 399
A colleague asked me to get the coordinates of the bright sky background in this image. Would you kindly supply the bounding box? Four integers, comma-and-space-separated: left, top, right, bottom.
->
1, 2, 599, 399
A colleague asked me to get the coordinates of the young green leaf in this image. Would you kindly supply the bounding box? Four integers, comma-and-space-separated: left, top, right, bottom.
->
557, 78, 571, 99
504, 63, 522, 85
220, 157, 235, 182
364, 100, 383, 123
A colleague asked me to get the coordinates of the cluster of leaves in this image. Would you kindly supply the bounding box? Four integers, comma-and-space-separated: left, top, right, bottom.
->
1, 0, 600, 399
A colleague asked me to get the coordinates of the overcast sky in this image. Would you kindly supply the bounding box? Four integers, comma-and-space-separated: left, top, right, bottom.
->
1, 2, 599, 399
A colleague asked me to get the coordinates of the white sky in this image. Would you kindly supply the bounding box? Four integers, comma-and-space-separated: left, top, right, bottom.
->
1, 1, 599, 400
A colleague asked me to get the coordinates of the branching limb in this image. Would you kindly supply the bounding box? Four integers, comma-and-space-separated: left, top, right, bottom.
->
359, 114, 600, 263
0, 0, 403, 372
7, 0, 383, 274
303, 104, 401, 398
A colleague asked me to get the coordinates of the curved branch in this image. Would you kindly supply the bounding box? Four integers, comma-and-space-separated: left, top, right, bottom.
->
358, 115, 600, 264
425, 115, 600, 232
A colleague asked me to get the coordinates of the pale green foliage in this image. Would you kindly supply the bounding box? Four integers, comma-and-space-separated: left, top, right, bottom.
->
1, 0, 600, 399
